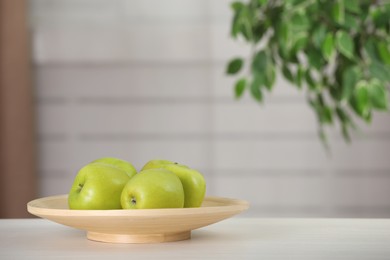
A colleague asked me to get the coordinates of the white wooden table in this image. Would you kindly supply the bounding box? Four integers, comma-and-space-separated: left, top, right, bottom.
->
1, 218, 389, 259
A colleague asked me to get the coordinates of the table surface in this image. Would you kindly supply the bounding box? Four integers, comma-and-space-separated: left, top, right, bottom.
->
1, 218, 390, 259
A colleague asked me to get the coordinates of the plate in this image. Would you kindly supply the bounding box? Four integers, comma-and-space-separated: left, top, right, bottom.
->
27, 195, 249, 244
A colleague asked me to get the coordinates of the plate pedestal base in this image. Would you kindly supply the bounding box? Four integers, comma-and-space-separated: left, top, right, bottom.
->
87, 231, 191, 244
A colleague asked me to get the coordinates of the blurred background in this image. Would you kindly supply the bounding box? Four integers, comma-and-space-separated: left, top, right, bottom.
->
1, 0, 390, 218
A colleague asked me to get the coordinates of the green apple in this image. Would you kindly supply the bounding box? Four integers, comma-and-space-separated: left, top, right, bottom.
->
92, 157, 137, 178
68, 163, 131, 210
141, 159, 206, 208
121, 169, 184, 209
161, 164, 206, 208
141, 159, 188, 171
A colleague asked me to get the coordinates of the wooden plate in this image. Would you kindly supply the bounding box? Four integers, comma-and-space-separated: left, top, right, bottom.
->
27, 195, 249, 244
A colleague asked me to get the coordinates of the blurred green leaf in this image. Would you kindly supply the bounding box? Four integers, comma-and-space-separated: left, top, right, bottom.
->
376, 42, 390, 65
337, 106, 355, 142
371, 6, 390, 27
332, 0, 345, 24
309, 95, 333, 125
282, 64, 294, 83
364, 39, 381, 62
268, 5, 284, 26
292, 32, 309, 52
226, 58, 244, 74
227, 0, 390, 145
336, 30, 354, 59
240, 9, 253, 41
277, 45, 289, 61
230, 2, 245, 37
305, 70, 317, 90
231, 2, 244, 11
341, 66, 360, 101
345, 0, 360, 14
231, 14, 241, 37
250, 75, 263, 102
369, 61, 390, 82
342, 13, 359, 30
285, 0, 306, 6
351, 80, 370, 119
296, 66, 305, 89
312, 24, 327, 48
258, 0, 268, 6
252, 23, 267, 43
290, 12, 310, 31
234, 78, 247, 99
264, 65, 276, 91
322, 33, 335, 61
230, 4, 255, 41
252, 50, 267, 72
276, 21, 290, 51
368, 79, 389, 110
322, 106, 334, 124
307, 48, 325, 70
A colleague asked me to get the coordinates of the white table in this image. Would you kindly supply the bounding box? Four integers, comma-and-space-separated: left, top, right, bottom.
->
1, 218, 389, 259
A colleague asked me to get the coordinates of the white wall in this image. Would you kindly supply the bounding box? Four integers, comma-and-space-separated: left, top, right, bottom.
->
29, 0, 390, 217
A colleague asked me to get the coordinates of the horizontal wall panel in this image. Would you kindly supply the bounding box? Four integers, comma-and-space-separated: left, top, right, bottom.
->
30, 0, 121, 16
212, 168, 390, 178
128, 0, 232, 23
30, 0, 232, 28
214, 139, 390, 170
37, 103, 210, 135
123, 0, 209, 22
214, 102, 317, 134
29, 0, 122, 28
329, 175, 390, 207
243, 204, 390, 218
33, 25, 209, 63
36, 102, 316, 137
32, 24, 248, 63
213, 175, 328, 207
212, 173, 390, 217
214, 102, 390, 135
37, 102, 390, 138
36, 98, 390, 138
35, 65, 305, 100
34, 66, 211, 99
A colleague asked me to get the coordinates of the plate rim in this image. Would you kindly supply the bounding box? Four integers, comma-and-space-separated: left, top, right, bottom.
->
27, 194, 250, 217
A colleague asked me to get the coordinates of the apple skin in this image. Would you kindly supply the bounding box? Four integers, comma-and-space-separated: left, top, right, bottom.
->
121, 169, 184, 209
141, 160, 206, 208
68, 163, 131, 210
161, 164, 206, 208
92, 157, 137, 178
141, 159, 189, 171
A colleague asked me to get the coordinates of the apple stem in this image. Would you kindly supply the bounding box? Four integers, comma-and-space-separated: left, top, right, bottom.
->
131, 197, 136, 205
77, 184, 84, 192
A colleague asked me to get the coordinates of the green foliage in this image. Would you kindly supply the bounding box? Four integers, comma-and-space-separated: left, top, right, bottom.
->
227, 58, 244, 74
226, 0, 390, 144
